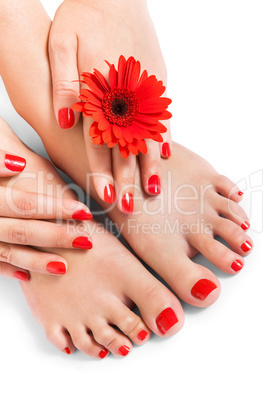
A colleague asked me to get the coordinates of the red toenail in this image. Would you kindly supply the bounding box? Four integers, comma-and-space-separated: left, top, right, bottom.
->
156, 308, 178, 335
58, 108, 75, 129
64, 347, 71, 355
118, 345, 130, 356
191, 279, 217, 300
241, 221, 250, 231
148, 175, 161, 195
72, 210, 93, 220
162, 142, 171, 157
13, 271, 29, 281
121, 193, 133, 214
72, 236, 93, 249
231, 260, 244, 272
238, 191, 243, 196
241, 241, 252, 252
99, 348, 109, 359
104, 184, 115, 204
137, 330, 148, 341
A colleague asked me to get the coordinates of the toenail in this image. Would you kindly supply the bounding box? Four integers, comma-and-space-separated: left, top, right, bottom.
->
72, 210, 93, 220
58, 108, 75, 129
64, 347, 71, 355
137, 330, 148, 341
162, 142, 171, 157
241, 241, 252, 252
13, 271, 29, 281
231, 260, 244, 272
72, 236, 93, 249
148, 175, 161, 195
46, 261, 66, 275
241, 221, 250, 231
238, 191, 244, 196
191, 279, 217, 300
118, 345, 130, 356
99, 348, 109, 359
155, 308, 178, 335
121, 193, 134, 214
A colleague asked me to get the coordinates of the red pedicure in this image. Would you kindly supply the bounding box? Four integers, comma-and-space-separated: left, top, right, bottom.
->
72, 210, 93, 220
241, 221, 250, 231
58, 108, 75, 129
72, 236, 93, 249
241, 241, 252, 252
191, 279, 217, 300
137, 330, 148, 341
231, 260, 244, 272
118, 345, 130, 356
238, 191, 244, 196
5, 154, 26, 172
156, 307, 178, 335
46, 261, 66, 275
121, 193, 133, 214
99, 348, 109, 359
13, 271, 29, 281
148, 175, 161, 195
162, 142, 171, 158
104, 184, 115, 204
64, 347, 71, 355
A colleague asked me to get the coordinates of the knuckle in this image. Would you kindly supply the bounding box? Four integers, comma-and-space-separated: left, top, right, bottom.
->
120, 315, 140, 336
15, 196, 36, 217
53, 80, 78, 99
10, 224, 29, 245
0, 243, 11, 263
94, 327, 115, 347
49, 37, 73, 56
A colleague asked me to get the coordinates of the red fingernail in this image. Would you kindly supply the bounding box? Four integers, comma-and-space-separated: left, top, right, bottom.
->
104, 184, 115, 204
46, 261, 66, 275
241, 241, 252, 252
64, 347, 71, 355
72, 236, 93, 249
58, 108, 75, 129
5, 154, 26, 172
231, 260, 244, 272
148, 175, 161, 195
156, 307, 178, 335
99, 348, 109, 359
191, 279, 217, 300
241, 221, 250, 231
162, 142, 171, 157
121, 193, 133, 214
72, 210, 93, 220
238, 191, 244, 196
13, 271, 29, 281
137, 330, 148, 341
118, 345, 130, 356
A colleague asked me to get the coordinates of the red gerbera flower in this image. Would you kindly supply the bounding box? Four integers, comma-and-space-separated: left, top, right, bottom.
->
72, 55, 172, 159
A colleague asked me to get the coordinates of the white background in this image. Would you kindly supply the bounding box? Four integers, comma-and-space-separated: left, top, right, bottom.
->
0, 1, 267, 401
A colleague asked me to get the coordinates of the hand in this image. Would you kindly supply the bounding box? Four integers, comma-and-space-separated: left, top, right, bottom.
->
0, 149, 93, 281
49, 0, 172, 214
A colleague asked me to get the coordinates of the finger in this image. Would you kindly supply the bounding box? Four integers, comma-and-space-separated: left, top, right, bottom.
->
49, 31, 80, 129
0, 241, 68, 276
83, 118, 115, 205
160, 123, 172, 158
0, 218, 93, 250
0, 149, 26, 176
139, 140, 161, 196
0, 187, 92, 221
112, 146, 136, 214
0, 261, 29, 282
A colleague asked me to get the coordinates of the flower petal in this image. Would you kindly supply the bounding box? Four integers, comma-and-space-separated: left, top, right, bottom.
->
80, 89, 102, 107
136, 76, 166, 100
89, 121, 102, 138
109, 64, 118, 90
72, 102, 85, 112
117, 55, 127, 88
119, 138, 127, 147
119, 143, 130, 159
139, 97, 172, 113
107, 138, 118, 148
113, 125, 123, 139
98, 118, 111, 131
81, 73, 105, 99
102, 127, 113, 143
137, 139, 148, 154
121, 126, 133, 143
93, 68, 110, 92
92, 111, 105, 122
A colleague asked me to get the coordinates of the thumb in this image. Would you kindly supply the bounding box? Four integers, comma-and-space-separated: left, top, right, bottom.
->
0, 149, 26, 177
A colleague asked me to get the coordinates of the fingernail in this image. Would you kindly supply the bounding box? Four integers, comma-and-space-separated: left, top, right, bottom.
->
137, 330, 148, 341
46, 261, 66, 275
121, 193, 133, 214
148, 175, 161, 195
72, 236, 93, 249
162, 142, 171, 157
13, 271, 29, 281
156, 307, 178, 335
5, 154, 26, 172
64, 347, 71, 355
118, 345, 130, 356
99, 348, 109, 359
58, 108, 75, 129
241, 221, 250, 231
72, 210, 93, 220
191, 279, 217, 300
231, 259, 244, 272
238, 191, 244, 196
104, 184, 115, 204
241, 241, 252, 252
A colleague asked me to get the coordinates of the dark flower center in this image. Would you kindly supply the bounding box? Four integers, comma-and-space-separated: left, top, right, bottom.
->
102, 88, 139, 127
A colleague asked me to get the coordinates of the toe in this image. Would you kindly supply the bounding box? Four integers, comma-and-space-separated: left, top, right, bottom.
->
214, 174, 242, 202
45, 324, 76, 355
214, 193, 250, 230
68, 325, 109, 359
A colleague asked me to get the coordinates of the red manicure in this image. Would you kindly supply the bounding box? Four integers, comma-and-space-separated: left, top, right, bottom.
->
231, 260, 243, 272
118, 345, 130, 356
5, 154, 26, 172
58, 108, 75, 129
13, 271, 29, 281
238, 191, 244, 196
156, 307, 178, 335
99, 348, 109, 359
191, 279, 217, 300
104, 184, 115, 204
137, 330, 148, 341
72, 236, 93, 249
241, 241, 252, 252
148, 175, 161, 195
64, 347, 71, 355
162, 142, 171, 158
241, 221, 250, 231
72, 210, 93, 220
46, 261, 66, 275
121, 193, 133, 214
